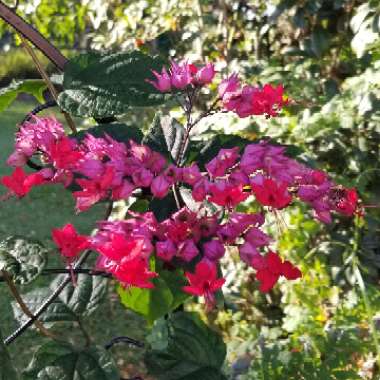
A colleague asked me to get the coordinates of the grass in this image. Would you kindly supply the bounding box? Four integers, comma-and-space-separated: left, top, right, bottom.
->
0, 102, 148, 377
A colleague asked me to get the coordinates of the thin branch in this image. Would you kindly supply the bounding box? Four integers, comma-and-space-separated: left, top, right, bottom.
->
17, 33, 77, 134
1, 270, 56, 339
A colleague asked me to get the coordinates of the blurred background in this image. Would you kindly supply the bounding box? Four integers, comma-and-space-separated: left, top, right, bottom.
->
0, 0, 380, 379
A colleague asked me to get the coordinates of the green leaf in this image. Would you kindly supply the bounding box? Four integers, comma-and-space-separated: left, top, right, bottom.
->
12, 287, 77, 327
143, 113, 186, 161
58, 50, 168, 118
0, 236, 48, 284
23, 342, 120, 380
0, 80, 46, 113
71, 122, 144, 144
149, 191, 178, 222
0, 326, 19, 380
13, 275, 108, 327
51, 273, 108, 316
310, 27, 330, 57
145, 312, 227, 380
118, 277, 173, 326
118, 267, 189, 325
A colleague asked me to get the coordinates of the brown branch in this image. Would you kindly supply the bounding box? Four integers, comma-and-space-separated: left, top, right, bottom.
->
18, 33, 77, 133
0, 1, 67, 70
1, 270, 55, 339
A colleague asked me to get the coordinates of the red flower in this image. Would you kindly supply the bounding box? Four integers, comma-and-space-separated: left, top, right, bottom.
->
73, 166, 114, 211
334, 187, 358, 216
114, 258, 157, 289
208, 181, 249, 208
52, 223, 89, 261
251, 178, 292, 209
183, 261, 225, 309
48, 137, 83, 169
96, 233, 143, 262
254, 251, 301, 292
1, 167, 45, 198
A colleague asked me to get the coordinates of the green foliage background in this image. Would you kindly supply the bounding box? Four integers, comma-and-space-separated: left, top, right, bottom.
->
0, 0, 380, 379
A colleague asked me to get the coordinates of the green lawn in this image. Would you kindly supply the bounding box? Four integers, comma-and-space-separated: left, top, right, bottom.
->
0, 102, 148, 377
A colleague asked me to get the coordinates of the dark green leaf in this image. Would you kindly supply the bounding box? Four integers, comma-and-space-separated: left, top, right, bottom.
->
23, 342, 120, 379
0, 236, 48, 284
145, 312, 227, 380
0, 80, 46, 113
51, 273, 108, 316
311, 27, 330, 57
0, 326, 19, 380
12, 287, 77, 327
71, 122, 143, 144
149, 191, 178, 222
143, 113, 185, 161
58, 50, 168, 117
13, 275, 108, 327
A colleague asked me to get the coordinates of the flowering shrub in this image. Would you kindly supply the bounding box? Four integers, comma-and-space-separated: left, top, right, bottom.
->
0, 52, 359, 379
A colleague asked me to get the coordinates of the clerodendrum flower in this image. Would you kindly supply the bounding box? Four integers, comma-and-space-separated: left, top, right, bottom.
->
183, 261, 225, 309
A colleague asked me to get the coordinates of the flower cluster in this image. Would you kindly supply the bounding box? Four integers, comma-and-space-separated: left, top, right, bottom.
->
147, 60, 286, 119
1, 55, 360, 311
147, 60, 216, 92
218, 74, 287, 118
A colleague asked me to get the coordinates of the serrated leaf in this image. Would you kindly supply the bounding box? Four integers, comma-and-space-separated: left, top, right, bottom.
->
23, 342, 119, 380
145, 312, 227, 380
12, 287, 77, 328
143, 113, 185, 161
12, 275, 108, 327
58, 50, 168, 118
72, 122, 144, 144
0, 80, 46, 113
51, 273, 108, 316
0, 236, 48, 284
0, 326, 19, 380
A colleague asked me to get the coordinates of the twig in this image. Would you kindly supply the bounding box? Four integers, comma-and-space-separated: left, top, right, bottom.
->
1, 270, 56, 339
17, 33, 77, 133
104, 336, 144, 350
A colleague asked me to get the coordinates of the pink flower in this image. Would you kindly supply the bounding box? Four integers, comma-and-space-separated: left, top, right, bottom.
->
132, 167, 154, 187
151, 174, 171, 198
218, 73, 240, 97
194, 63, 215, 85
183, 261, 225, 309
177, 239, 199, 262
147, 67, 172, 92
192, 178, 209, 202
156, 239, 176, 261
111, 179, 135, 200
203, 239, 225, 261
170, 60, 193, 89
180, 163, 202, 185
205, 147, 239, 178
52, 223, 89, 261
